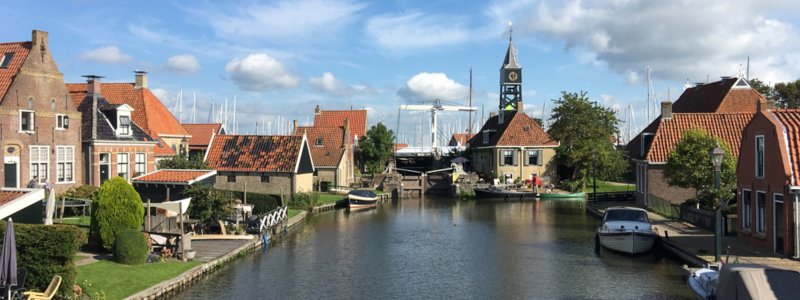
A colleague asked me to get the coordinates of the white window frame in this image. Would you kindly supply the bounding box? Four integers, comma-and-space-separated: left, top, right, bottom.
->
55, 114, 69, 130
742, 189, 751, 230
134, 153, 147, 178
756, 191, 766, 233
117, 153, 129, 181
755, 135, 765, 179
500, 149, 515, 166
19, 109, 35, 133
56, 146, 75, 184
29, 145, 49, 183
640, 133, 654, 156
525, 150, 542, 166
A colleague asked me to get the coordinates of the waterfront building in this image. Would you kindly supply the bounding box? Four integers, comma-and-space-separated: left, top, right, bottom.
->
132, 169, 217, 203
448, 133, 474, 147
182, 123, 225, 160
204, 134, 314, 198
296, 119, 354, 190
67, 71, 190, 168
0, 30, 84, 193
626, 77, 765, 207
469, 30, 558, 183
736, 105, 799, 257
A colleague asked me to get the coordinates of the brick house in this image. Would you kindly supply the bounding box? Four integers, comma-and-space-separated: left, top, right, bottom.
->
0, 30, 83, 193
182, 123, 225, 160
312, 105, 367, 142
296, 119, 354, 190
67, 71, 190, 167
626, 77, 765, 207
205, 134, 314, 198
737, 107, 800, 257
468, 111, 559, 183
70, 76, 157, 186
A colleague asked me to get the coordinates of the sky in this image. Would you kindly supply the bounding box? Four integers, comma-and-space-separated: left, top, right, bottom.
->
3, 0, 800, 146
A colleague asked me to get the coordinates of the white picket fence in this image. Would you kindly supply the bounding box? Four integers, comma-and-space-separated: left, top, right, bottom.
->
256, 206, 288, 232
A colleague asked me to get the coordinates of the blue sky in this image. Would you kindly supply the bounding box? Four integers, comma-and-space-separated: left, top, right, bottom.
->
3, 0, 799, 145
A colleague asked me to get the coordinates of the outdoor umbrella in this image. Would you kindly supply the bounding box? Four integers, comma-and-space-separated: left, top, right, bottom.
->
44, 188, 55, 225
0, 218, 17, 289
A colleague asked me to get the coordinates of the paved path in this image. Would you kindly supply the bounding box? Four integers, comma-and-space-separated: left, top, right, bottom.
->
590, 201, 800, 272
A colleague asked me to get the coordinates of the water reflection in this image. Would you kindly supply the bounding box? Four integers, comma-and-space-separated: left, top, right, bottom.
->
172, 197, 693, 299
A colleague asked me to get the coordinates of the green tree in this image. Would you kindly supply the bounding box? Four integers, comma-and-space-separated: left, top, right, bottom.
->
775, 79, 800, 108
358, 122, 396, 174
157, 155, 211, 170
663, 129, 736, 208
182, 185, 235, 227
547, 91, 628, 190
748, 78, 775, 101
90, 177, 145, 251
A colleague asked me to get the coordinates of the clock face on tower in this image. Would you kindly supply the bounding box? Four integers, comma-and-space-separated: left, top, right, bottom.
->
508, 71, 518, 82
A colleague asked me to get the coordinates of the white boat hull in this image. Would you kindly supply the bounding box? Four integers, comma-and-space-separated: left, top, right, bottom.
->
597, 231, 657, 254
687, 268, 717, 300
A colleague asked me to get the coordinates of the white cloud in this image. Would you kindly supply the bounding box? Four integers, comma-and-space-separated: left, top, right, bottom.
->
150, 88, 170, 103
523, 0, 800, 83
366, 12, 471, 53
165, 54, 201, 75
626, 70, 640, 85
207, 0, 365, 41
225, 53, 299, 91
398, 72, 469, 102
80, 46, 133, 64
309, 72, 376, 96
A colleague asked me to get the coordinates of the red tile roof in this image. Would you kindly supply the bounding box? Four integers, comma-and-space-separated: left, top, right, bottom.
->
394, 143, 408, 151
314, 110, 367, 140
469, 111, 558, 148
67, 83, 189, 138
132, 169, 216, 185
0, 191, 24, 206
0, 42, 31, 102
299, 126, 346, 167
205, 135, 306, 172
153, 138, 176, 157
672, 78, 765, 113
183, 123, 223, 149
644, 113, 753, 163
450, 133, 474, 146
768, 110, 800, 185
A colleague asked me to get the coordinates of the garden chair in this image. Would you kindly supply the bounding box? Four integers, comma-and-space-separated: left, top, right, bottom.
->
8, 269, 26, 300
22, 275, 60, 300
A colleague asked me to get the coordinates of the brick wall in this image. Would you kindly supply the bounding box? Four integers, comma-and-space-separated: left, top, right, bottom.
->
86, 144, 155, 186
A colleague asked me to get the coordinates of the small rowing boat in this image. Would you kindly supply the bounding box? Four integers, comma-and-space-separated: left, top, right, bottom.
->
346, 190, 379, 209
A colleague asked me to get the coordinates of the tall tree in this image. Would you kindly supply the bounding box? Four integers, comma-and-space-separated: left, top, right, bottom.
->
547, 91, 627, 189
748, 78, 775, 101
358, 122, 396, 174
775, 79, 800, 108
157, 155, 211, 170
663, 129, 736, 208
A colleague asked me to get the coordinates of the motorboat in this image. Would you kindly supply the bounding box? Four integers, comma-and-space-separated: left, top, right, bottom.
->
346, 190, 379, 209
474, 186, 536, 201
596, 206, 657, 254
688, 263, 800, 299
539, 191, 586, 200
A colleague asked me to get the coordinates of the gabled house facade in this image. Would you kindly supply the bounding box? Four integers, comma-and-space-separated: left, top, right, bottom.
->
736, 107, 800, 257
296, 119, 354, 190
182, 123, 225, 160
70, 76, 157, 186
449, 133, 474, 147
67, 71, 190, 167
0, 30, 83, 193
626, 77, 765, 207
205, 135, 314, 197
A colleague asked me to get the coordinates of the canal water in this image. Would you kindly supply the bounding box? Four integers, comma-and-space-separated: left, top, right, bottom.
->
172, 198, 694, 299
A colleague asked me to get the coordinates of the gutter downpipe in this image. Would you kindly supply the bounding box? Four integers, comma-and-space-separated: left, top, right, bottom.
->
792, 187, 800, 259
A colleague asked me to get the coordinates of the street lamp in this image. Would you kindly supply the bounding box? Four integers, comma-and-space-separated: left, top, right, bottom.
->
710, 143, 725, 262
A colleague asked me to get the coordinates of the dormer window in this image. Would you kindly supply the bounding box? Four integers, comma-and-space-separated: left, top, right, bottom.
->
119, 116, 131, 135
315, 138, 324, 147
0, 53, 12, 68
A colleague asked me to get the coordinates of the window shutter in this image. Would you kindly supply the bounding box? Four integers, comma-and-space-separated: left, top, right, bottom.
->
512, 151, 517, 166
64, 116, 69, 129
523, 151, 529, 166
499, 150, 505, 166
537, 150, 543, 166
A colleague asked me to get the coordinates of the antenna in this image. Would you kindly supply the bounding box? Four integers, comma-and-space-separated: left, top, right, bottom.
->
191, 92, 196, 123
468, 66, 473, 136
746, 56, 750, 80
232, 95, 238, 134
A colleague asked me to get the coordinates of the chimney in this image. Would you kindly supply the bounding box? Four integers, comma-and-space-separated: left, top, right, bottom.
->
489, 111, 497, 119
517, 101, 524, 112
498, 111, 505, 125
31, 30, 48, 52
767, 100, 776, 110
84, 75, 104, 96
314, 105, 321, 115
134, 70, 148, 89
343, 118, 351, 146
292, 119, 298, 134
661, 101, 672, 119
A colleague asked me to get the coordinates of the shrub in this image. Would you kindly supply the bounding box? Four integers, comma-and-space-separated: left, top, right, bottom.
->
57, 185, 99, 200
90, 177, 145, 251
182, 186, 235, 227
288, 192, 320, 211
112, 229, 149, 265
225, 190, 281, 215
5, 222, 86, 298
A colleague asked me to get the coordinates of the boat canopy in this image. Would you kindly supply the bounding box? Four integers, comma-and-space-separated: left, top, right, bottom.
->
717, 263, 800, 300
604, 209, 648, 222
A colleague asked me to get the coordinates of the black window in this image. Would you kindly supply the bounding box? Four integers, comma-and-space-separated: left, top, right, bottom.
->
0, 53, 12, 68
20, 111, 34, 131
501, 150, 515, 166
56, 115, 69, 129
756, 136, 764, 178
261, 175, 270, 183
119, 116, 131, 135
228, 175, 236, 183
526, 150, 541, 166
315, 138, 323, 146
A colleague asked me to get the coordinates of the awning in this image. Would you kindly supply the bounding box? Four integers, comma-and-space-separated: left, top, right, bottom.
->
148, 198, 191, 215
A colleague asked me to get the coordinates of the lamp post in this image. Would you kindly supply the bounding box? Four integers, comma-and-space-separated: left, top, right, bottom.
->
592, 149, 598, 202
710, 144, 725, 262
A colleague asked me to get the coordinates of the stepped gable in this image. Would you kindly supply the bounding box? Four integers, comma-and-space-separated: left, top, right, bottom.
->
206, 135, 304, 172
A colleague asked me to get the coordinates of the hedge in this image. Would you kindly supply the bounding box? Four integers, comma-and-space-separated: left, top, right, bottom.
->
112, 229, 149, 265
91, 177, 144, 251
223, 190, 282, 215
2, 222, 86, 298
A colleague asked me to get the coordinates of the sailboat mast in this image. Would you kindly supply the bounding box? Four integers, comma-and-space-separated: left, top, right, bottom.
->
468, 66, 473, 136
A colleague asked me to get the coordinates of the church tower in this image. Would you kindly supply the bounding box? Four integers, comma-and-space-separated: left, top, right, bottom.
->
499, 22, 522, 112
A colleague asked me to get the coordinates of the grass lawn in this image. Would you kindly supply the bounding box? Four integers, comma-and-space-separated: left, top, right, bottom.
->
317, 193, 344, 205
77, 260, 201, 299
288, 209, 302, 219
586, 180, 635, 193
60, 215, 91, 226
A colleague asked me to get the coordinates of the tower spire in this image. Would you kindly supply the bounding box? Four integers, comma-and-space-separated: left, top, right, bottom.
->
499, 21, 522, 112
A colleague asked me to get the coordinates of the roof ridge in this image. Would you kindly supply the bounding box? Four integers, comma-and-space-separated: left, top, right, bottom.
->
0, 41, 28, 45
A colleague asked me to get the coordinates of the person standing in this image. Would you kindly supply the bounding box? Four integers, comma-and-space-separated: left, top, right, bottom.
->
27, 176, 39, 188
